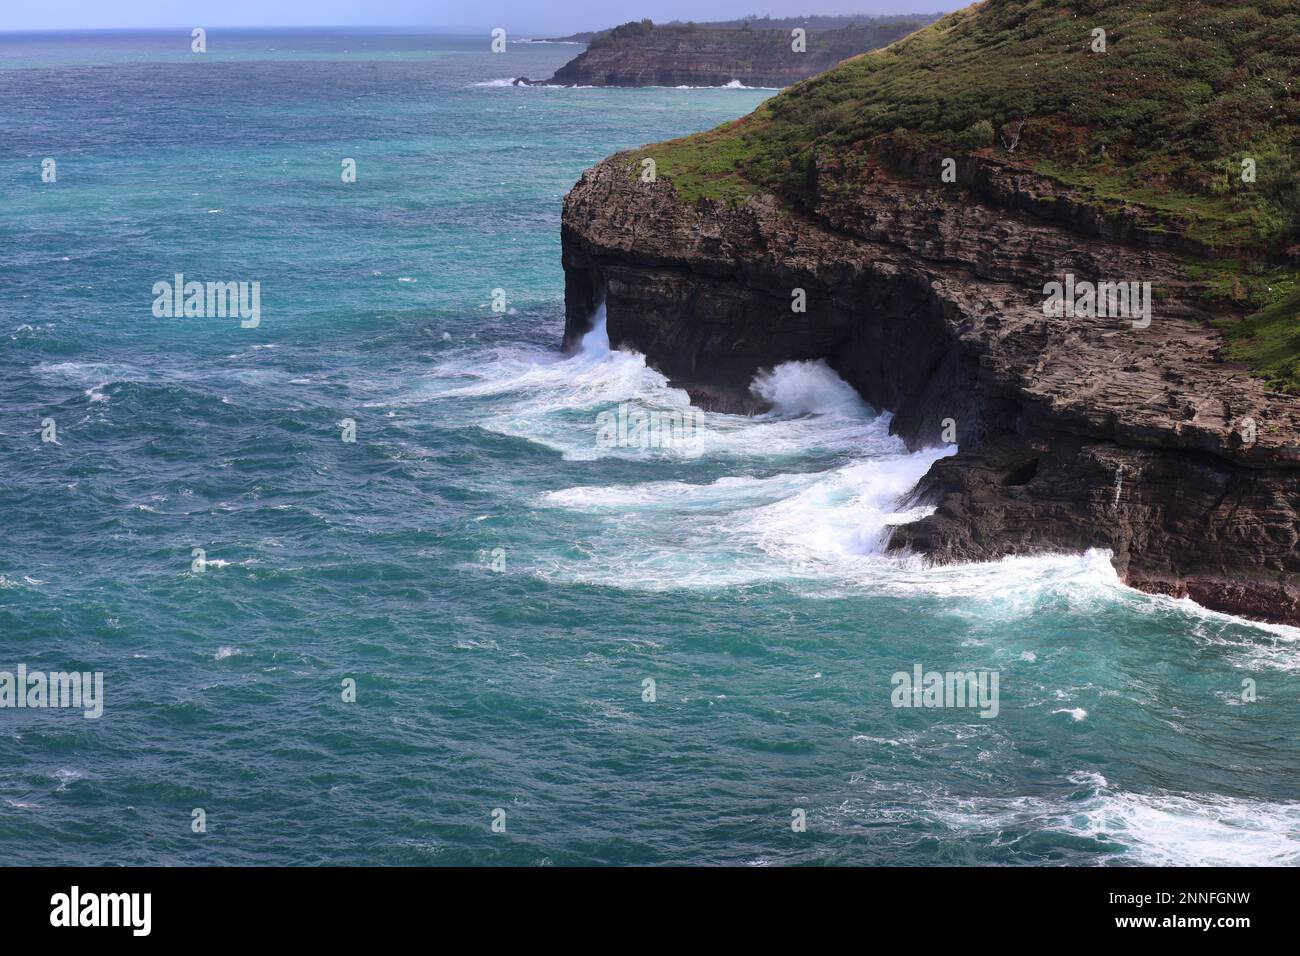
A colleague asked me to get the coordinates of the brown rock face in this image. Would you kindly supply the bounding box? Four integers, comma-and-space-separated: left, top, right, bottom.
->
560, 154, 1300, 625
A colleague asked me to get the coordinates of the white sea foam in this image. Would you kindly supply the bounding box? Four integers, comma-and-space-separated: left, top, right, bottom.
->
750, 359, 868, 417
669, 79, 776, 90
36, 361, 144, 386
407, 310, 1287, 632
421, 313, 902, 464
1098, 791, 1300, 866
52, 769, 83, 792
408, 307, 714, 460
1168, 596, 1300, 644
931, 773, 1300, 866
530, 388, 956, 588
417, 316, 1125, 602
1052, 707, 1088, 721
832, 771, 1300, 865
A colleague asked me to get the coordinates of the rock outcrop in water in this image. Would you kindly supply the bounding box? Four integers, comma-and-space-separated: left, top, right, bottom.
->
560, 0, 1300, 625
518, 16, 936, 88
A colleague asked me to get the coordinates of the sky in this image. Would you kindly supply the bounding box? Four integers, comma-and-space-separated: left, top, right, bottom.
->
0, 1, 964, 34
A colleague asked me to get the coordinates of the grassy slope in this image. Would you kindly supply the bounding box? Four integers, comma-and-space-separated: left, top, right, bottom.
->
632, 1, 1300, 387
1217, 290, 1300, 393
585, 16, 937, 48
566, 17, 940, 83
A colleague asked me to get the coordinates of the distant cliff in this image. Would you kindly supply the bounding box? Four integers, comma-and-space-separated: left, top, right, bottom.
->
518, 15, 938, 88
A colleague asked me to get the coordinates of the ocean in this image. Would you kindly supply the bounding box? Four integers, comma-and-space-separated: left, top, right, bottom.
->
1, 29, 1298, 866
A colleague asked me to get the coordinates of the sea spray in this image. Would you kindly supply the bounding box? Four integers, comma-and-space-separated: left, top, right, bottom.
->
579, 301, 610, 356
531, 355, 959, 588
750, 359, 869, 417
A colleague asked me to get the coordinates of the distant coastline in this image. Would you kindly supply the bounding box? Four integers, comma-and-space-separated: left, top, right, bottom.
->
514, 14, 937, 88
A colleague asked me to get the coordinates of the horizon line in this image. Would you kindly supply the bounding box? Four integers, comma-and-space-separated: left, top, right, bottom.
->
0, 25, 555, 34
0, 12, 948, 36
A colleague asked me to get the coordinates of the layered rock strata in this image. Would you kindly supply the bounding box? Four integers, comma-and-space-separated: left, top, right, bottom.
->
560, 154, 1300, 624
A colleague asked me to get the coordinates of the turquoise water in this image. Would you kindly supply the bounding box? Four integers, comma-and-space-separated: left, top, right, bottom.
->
1, 30, 1298, 866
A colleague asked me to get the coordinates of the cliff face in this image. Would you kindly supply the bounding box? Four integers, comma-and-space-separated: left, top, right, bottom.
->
560, 155, 1300, 624
534, 20, 933, 88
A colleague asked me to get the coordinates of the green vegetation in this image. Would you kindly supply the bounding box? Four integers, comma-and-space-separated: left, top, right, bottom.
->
661, 14, 937, 32
1218, 290, 1300, 393
633, 0, 1300, 387
638, 0, 1300, 252
584, 14, 938, 60
588, 19, 657, 48
1185, 259, 1296, 311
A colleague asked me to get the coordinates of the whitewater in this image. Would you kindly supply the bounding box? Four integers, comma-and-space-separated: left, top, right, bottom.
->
2, 30, 1298, 867
454, 311, 1300, 861
385, 300, 1300, 865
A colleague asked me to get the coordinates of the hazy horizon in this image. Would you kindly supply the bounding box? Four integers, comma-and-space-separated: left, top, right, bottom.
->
0, 1, 965, 34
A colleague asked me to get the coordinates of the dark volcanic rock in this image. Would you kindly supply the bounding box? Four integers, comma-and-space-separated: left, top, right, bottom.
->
560, 155, 1300, 625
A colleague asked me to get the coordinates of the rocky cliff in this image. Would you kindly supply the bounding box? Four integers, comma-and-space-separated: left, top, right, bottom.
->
560, 0, 1300, 625
522, 16, 936, 88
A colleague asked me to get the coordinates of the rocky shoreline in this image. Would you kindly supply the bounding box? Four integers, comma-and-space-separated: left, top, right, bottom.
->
560, 154, 1300, 625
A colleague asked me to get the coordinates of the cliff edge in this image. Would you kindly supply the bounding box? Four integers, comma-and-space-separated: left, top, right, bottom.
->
560, 0, 1300, 624
522, 16, 937, 88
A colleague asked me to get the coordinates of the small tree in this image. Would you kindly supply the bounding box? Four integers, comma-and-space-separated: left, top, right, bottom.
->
999, 117, 1028, 152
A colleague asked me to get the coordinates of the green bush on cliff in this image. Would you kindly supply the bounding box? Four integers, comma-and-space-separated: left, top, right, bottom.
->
589, 19, 655, 49
639, 0, 1300, 254
959, 120, 996, 149
635, 0, 1300, 391
1217, 290, 1300, 394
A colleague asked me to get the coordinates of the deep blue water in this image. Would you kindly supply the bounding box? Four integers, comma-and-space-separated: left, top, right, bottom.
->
1, 29, 1298, 866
